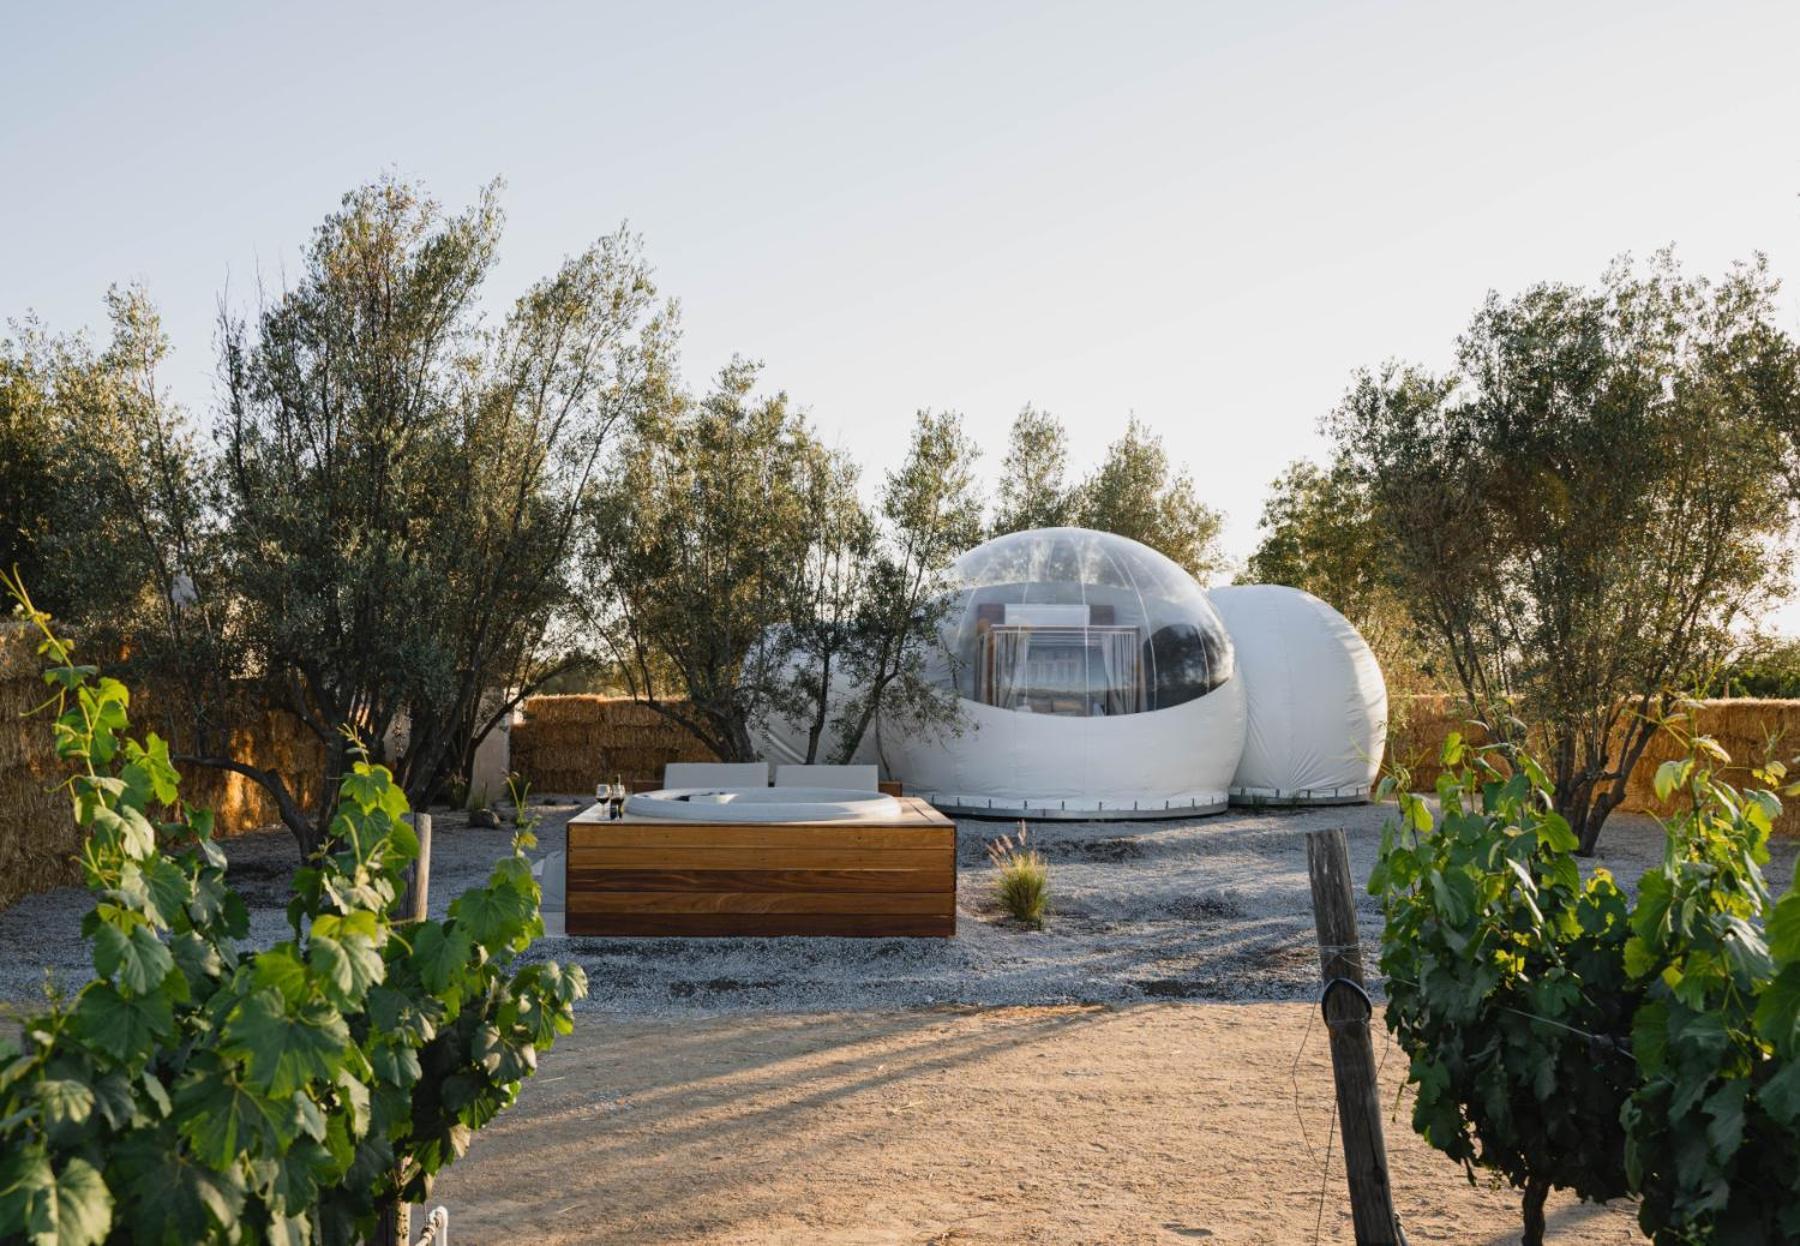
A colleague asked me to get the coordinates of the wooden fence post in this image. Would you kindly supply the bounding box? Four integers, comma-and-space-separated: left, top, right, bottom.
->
1306, 828, 1402, 1246
402, 813, 432, 923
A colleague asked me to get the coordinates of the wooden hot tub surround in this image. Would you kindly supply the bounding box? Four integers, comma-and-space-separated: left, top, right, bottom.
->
564, 796, 956, 937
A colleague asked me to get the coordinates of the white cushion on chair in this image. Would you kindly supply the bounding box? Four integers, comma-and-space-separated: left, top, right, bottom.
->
774, 764, 879, 791
663, 762, 770, 788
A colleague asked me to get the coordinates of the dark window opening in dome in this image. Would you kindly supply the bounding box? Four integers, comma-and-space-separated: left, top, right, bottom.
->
1145, 623, 1230, 709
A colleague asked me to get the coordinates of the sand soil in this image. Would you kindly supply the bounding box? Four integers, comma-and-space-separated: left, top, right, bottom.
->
432, 1002, 1643, 1246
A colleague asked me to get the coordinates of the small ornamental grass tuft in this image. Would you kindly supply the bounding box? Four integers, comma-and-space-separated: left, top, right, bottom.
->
987, 822, 1049, 929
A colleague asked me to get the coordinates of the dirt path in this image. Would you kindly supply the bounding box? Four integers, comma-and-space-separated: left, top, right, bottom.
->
433, 1002, 1642, 1245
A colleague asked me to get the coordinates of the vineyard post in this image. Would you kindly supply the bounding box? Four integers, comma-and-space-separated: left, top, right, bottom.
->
402, 812, 433, 922
1306, 827, 1402, 1246
383, 810, 433, 1244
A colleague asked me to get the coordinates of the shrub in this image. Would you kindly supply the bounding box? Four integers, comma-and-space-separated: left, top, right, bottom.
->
1374, 726, 1800, 1245
988, 823, 1048, 929
0, 577, 586, 1245
1371, 735, 1638, 1245
1620, 747, 1800, 1243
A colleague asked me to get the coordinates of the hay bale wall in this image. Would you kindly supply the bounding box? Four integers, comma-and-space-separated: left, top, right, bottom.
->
510, 696, 718, 794
1382, 694, 1478, 792
1619, 700, 1800, 835
1, 621, 84, 909
1, 621, 328, 910
1387, 694, 1800, 836
133, 687, 327, 841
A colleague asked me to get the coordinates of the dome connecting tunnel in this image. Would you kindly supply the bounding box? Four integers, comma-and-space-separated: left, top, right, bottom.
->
883, 528, 1249, 819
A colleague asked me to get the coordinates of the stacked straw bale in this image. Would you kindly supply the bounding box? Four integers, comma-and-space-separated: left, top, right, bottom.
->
1620, 699, 1800, 836
1, 619, 328, 910
1, 620, 84, 908
510, 695, 718, 794
133, 685, 327, 839
1382, 694, 1483, 791
1387, 694, 1800, 836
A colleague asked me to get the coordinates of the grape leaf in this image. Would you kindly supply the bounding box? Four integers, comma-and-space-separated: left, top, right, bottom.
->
115, 1131, 245, 1245
1754, 970, 1800, 1051
74, 983, 173, 1061
92, 923, 174, 995
222, 990, 350, 1099
411, 922, 474, 994
1758, 1058, 1800, 1127
173, 1068, 285, 1168
449, 883, 534, 950
32, 1080, 94, 1133
0, 1151, 112, 1246
1767, 892, 1800, 964
252, 947, 310, 1007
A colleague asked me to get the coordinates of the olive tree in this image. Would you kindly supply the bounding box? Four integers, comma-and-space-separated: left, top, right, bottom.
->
0, 288, 234, 775
829, 409, 986, 761
1240, 458, 1438, 699
0, 346, 57, 605
584, 358, 825, 761
987, 406, 1226, 580
1331, 252, 1800, 852
772, 443, 879, 764
215, 175, 670, 853
989, 404, 1075, 535
1075, 416, 1225, 581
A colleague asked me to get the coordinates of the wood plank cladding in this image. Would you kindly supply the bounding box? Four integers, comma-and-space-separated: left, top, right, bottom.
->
563, 797, 956, 938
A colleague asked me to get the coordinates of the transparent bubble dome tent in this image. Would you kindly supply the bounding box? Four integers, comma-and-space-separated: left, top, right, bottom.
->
879, 527, 1249, 819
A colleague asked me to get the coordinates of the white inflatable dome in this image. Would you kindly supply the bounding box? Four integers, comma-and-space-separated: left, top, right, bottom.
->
1207, 584, 1387, 806
881, 527, 1247, 819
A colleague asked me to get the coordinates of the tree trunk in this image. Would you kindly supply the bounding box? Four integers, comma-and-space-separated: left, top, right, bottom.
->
1521, 1174, 1549, 1246
175, 752, 323, 857
373, 1194, 410, 1246
1569, 795, 1599, 859
804, 653, 832, 765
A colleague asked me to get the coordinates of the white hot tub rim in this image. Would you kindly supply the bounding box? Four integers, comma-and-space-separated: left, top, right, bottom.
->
621, 785, 903, 823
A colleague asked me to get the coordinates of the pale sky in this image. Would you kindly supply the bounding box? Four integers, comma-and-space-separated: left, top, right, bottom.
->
6, 2, 1799, 586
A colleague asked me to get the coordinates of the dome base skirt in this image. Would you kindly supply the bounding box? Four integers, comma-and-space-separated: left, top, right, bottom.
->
908, 791, 1229, 821
1228, 785, 1372, 808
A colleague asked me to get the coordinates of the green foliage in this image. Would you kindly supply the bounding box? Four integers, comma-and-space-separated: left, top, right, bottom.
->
1620, 748, 1799, 1243
0, 348, 58, 609
1372, 736, 1638, 1243
987, 408, 1226, 580
829, 409, 985, 761
770, 442, 877, 765
1704, 633, 1800, 699
986, 824, 1048, 929
218, 175, 672, 847
989, 405, 1076, 536
0, 577, 585, 1245
1375, 730, 1800, 1244
1332, 252, 1800, 852
0, 288, 210, 640
586, 357, 839, 761
1073, 416, 1224, 581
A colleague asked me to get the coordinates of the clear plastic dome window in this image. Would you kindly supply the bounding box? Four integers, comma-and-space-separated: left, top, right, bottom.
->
939, 528, 1233, 717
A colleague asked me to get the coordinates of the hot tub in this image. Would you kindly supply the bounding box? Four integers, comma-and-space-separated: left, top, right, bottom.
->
622, 786, 904, 823
567, 790, 956, 936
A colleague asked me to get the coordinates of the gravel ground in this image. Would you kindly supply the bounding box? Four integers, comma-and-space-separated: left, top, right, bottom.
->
3, 799, 1795, 1018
